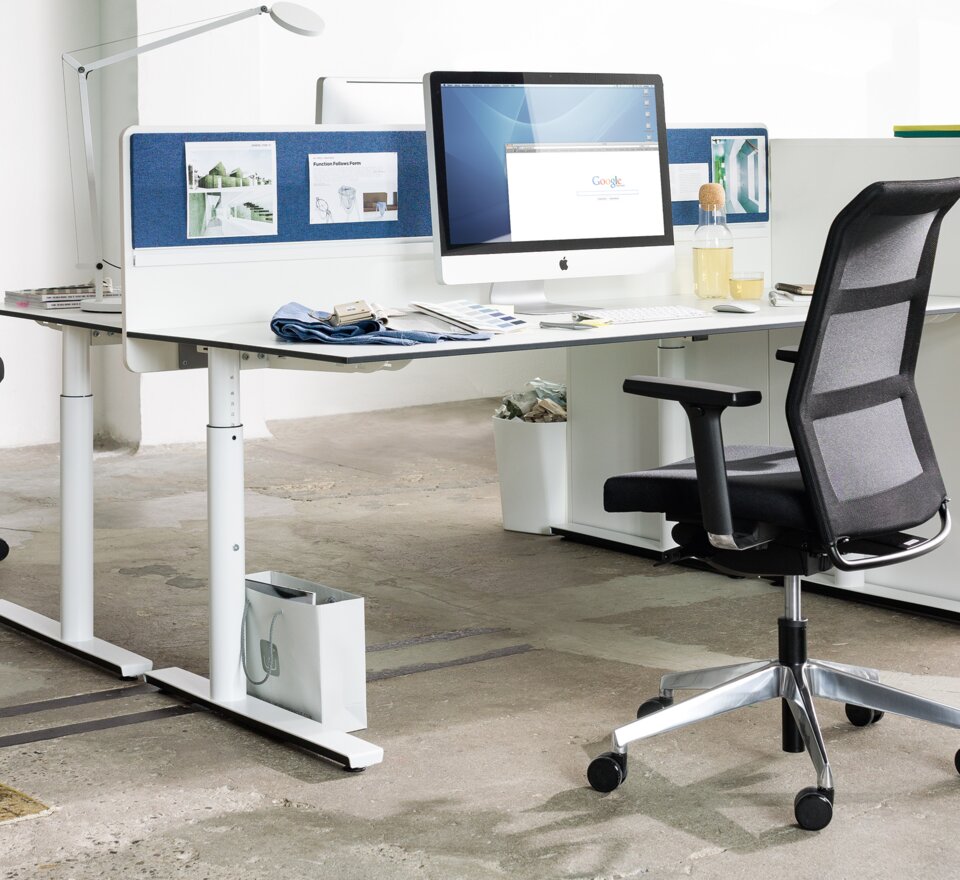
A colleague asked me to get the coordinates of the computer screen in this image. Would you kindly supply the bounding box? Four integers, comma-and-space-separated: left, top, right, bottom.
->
424, 71, 674, 312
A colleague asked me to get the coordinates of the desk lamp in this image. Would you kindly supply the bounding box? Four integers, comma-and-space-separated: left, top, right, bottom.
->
62, 3, 324, 313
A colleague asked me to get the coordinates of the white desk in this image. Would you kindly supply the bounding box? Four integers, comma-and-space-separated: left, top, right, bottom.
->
127, 292, 960, 759
5, 294, 960, 765
130, 294, 817, 361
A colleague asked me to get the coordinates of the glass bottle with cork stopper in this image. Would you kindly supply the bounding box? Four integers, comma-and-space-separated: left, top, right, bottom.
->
693, 182, 733, 298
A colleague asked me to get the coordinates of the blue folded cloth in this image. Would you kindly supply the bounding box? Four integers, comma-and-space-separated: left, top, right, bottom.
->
270, 302, 491, 346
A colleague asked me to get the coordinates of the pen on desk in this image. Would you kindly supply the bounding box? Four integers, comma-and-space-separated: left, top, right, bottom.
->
539, 319, 611, 330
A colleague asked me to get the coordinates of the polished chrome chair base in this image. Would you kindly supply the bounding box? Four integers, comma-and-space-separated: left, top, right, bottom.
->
588, 576, 960, 831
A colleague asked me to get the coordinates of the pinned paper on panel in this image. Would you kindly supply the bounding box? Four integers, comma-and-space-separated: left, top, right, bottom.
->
308, 152, 398, 224
711, 135, 767, 215
185, 141, 278, 239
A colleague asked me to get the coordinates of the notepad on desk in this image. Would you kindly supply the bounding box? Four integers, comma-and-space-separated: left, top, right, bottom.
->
768, 290, 810, 308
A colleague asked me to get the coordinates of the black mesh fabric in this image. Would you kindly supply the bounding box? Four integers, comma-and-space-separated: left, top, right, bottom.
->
603, 178, 960, 550
786, 179, 960, 543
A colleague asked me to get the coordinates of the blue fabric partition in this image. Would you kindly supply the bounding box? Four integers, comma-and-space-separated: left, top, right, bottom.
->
129, 129, 432, 249
129, 126, 767, 249
667, 127, 769, 226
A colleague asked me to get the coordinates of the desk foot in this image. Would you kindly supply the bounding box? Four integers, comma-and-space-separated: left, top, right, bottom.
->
145, 667, 384, 770
550, 523, 665, 559
0, 600, 153, 679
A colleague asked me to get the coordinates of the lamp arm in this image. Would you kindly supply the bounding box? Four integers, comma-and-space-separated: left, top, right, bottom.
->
62, 6, 267, 74
62, 5, 267, 304
76, 72, 104, 299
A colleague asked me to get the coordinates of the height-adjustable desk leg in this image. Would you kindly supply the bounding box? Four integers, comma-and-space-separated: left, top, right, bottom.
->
656, 338, 687, 550
206, 346, 246, 703
0, 325, 152, 678
146, 347, 383, 769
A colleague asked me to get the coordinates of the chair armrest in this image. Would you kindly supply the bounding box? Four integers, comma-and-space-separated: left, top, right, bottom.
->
775, 346, 799, 364
623, 375, 761, 408
621, 374, 763, 548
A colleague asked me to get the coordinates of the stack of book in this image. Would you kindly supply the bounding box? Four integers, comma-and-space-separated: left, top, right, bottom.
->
4, 284, 119, 310
768, 282, 813, 307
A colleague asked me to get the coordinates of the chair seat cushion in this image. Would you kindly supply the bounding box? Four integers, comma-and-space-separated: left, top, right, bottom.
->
604, 446, 815, 531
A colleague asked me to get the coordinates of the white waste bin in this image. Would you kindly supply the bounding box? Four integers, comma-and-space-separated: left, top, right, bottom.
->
492, 416, 567, 534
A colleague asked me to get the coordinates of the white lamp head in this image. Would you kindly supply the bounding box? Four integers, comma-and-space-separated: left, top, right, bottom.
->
268, 2, 325, 37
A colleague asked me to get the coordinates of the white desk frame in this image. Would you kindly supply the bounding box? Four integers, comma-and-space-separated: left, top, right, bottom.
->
127, 297, 960, 766
4, 299, 959, 763
0, 309, 152, 678
122, 295, 960, 756
123, 291, 819, 767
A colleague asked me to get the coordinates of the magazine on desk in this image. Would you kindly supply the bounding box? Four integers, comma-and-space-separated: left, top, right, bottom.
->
3, 298, 85, 310
5, 284, 121, 310
408, 300, 529, 334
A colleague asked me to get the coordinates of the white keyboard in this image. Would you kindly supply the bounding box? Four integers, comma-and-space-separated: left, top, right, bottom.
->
574, 305, 709, 324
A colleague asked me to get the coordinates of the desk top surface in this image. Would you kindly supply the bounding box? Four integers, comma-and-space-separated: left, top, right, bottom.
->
127, 294, 960, 365
0, 306, 122, 333
5, 295, 960, 364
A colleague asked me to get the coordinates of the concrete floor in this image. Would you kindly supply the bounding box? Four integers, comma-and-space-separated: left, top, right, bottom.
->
1, 398, 960, 878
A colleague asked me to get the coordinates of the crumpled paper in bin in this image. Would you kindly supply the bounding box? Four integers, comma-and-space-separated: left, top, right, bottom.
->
494, 378, 567, 423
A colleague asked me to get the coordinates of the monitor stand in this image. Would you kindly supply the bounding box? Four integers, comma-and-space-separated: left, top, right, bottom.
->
489, 281, 586, 316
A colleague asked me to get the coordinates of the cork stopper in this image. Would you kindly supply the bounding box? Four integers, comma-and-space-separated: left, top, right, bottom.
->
698, 183, 725, 210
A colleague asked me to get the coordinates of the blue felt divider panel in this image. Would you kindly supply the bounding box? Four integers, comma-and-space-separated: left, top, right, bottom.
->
666, 127, 769, 226
130, 126, 767, 249
130, 130, 431, 249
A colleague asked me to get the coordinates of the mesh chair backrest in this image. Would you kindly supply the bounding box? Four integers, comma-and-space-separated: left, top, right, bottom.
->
786, 178, 960, 545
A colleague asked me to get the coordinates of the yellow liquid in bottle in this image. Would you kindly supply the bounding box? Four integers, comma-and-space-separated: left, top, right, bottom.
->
693, 247, 734, 299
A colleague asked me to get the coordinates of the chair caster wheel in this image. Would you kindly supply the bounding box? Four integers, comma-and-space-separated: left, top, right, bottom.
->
953, 749, 960, 776
637, 695, 672, 719
588, 752, 627, 793
844, 704, 883, 727
794, 786, 834, 831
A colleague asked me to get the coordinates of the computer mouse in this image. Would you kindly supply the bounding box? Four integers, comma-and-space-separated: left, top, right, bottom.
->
713, 301, 760, 314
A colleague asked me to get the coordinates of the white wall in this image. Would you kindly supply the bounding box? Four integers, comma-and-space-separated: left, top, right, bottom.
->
0, 0, 101, 447
94, 0, 142, 446
3, 1, 960, 447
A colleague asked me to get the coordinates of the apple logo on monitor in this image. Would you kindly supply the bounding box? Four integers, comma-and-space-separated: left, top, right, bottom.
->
559, 257, 568, 271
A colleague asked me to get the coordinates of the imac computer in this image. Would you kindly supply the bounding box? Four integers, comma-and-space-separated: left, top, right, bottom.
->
423, 71, 674, 313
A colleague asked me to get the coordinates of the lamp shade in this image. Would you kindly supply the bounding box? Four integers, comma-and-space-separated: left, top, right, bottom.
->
269, 2, 324, 37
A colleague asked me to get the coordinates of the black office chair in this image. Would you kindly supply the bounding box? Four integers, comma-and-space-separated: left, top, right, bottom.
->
587, 178, 960, 830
